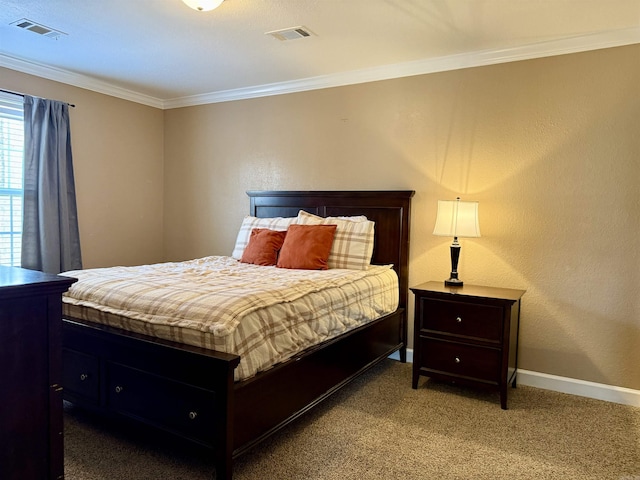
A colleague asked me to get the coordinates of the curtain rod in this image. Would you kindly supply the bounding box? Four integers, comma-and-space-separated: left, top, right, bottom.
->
0, 88, 76, 108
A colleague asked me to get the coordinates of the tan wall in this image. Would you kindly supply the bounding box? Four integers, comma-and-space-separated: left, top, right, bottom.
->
4, 43, 637, 391
164, 45, 640, 390
1, 68, 165, 268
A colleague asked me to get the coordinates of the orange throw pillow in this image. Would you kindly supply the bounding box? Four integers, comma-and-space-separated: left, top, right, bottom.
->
276, 224, 337, 270
240, 228, 287, 266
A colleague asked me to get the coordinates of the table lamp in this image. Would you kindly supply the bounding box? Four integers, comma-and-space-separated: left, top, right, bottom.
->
433, 197, 480, 287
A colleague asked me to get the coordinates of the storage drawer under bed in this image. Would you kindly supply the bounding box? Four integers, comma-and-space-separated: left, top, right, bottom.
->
63, 348, 100, 404
105, 362, 217, 442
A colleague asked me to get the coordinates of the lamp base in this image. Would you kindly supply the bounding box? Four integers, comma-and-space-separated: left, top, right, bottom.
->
445, 278, 464, 287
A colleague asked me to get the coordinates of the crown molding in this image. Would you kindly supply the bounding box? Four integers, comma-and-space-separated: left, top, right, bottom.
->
0, 53, 164, 109
2, 27, 639, 110
164, 27, 640, 108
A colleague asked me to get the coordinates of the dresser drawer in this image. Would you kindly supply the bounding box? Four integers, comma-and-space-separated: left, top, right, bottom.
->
106, 362, 216, 442
418, 337, 500, 384
63, 348, 100, 403
419, 298, 503, 342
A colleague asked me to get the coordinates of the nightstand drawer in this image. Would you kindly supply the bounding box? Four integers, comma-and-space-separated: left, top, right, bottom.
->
420, 298, 502, 342
419, 337, 500, 383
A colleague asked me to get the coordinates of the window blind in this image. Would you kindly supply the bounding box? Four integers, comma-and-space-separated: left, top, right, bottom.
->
0, 92, 24, 267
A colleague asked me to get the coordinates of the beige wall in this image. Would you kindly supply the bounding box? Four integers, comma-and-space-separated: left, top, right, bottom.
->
3, 43, 638, 391
1, 68, 165, 268
164, 45, 640, 391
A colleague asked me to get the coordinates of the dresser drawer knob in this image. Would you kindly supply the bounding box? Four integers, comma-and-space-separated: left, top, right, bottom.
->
115, 385, 124, 394
80, 373, 89, 381
454, 356, 461, 364
456, 316, 462, 323
188, 411, 198, 420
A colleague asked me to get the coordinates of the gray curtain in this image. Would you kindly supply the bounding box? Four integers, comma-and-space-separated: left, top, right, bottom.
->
21, 95, 82, 274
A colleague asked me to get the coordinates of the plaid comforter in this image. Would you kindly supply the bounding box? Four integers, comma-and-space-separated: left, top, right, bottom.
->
62, 256, 399, 381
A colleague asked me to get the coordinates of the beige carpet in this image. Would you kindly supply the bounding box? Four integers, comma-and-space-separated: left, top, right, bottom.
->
64, 360, 640, 480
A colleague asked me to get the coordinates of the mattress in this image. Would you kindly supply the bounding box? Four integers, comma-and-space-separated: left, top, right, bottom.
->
62, 256, 399, 381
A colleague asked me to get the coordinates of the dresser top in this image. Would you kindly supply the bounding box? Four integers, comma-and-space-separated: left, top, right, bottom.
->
411, 281, 525, 302
0, 265, 76, 297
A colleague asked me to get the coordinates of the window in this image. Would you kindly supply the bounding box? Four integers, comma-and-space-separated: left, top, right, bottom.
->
0, 92, 24, 267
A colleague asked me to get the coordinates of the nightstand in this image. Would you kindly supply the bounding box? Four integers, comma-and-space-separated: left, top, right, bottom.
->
411, 281, 525, 409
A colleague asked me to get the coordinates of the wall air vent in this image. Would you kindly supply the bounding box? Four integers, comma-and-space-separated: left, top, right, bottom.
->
11, 18, 67, 40
265, 26, 314, 41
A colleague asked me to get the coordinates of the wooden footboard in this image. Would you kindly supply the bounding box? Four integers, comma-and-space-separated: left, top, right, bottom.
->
63, 308, 403, 478
62, 318, 240, 477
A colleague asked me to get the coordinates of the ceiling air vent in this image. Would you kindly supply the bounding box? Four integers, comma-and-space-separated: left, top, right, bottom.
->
265, 26, 314, 41
11, 18, 67, 40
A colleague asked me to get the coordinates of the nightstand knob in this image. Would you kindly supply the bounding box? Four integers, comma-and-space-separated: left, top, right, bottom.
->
80, 373, 88, 381
188, 411, 198, 420
115, 385, 124, 394
456, 316, 462, 323
454, 356, 461, 364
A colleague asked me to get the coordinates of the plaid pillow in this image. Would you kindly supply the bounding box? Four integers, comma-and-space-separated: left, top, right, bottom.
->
296, 210, 375, 270
231, 216, 297, 260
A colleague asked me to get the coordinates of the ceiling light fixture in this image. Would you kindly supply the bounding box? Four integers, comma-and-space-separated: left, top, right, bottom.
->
181, 0, 224, 12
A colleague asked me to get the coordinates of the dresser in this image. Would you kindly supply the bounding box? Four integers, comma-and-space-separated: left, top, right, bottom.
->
411, 281, 525, 409
0, 266, 76, 479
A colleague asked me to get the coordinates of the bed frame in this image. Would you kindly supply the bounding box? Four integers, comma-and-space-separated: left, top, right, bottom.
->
62, 190, 414, 479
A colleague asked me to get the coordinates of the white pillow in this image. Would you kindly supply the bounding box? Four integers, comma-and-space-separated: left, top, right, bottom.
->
297, 211, 369, 223
296, 210, 375, 270
231, 216, 297, 260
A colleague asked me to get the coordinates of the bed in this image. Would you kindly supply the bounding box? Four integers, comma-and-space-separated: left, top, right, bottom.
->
61, 190, 414, 479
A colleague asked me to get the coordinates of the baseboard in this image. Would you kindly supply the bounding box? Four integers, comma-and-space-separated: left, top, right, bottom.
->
389, 349, 640, 407
516, 369, 640, 407
389, 348, 414, 364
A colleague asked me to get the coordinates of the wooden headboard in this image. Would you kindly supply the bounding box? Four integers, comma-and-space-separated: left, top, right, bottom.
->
247, 190, 414, 311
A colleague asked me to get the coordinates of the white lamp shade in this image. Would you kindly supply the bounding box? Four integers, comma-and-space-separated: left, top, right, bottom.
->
433, 199, 481, 238
182, 0, 224, 11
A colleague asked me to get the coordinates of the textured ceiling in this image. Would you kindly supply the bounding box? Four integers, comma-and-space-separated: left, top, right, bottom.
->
1, 0, 639, 108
